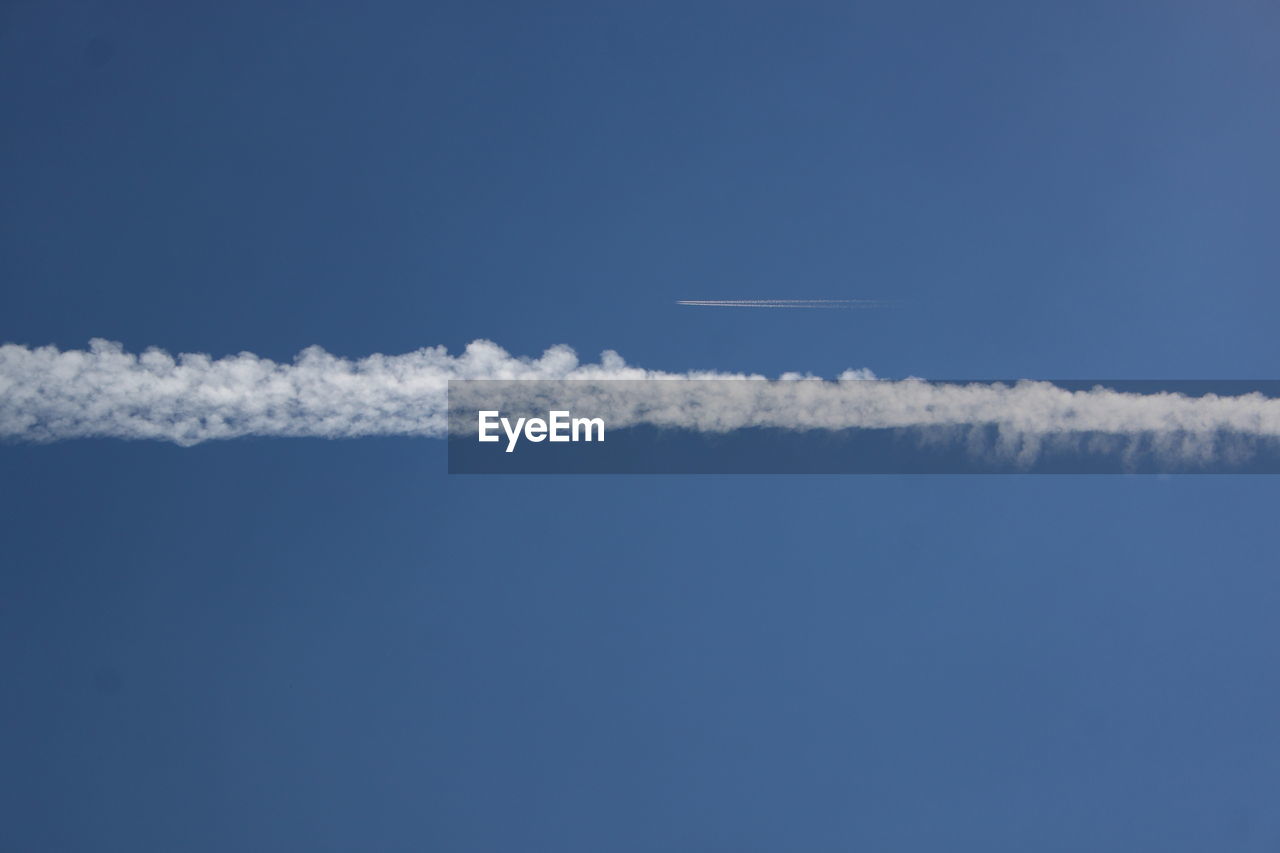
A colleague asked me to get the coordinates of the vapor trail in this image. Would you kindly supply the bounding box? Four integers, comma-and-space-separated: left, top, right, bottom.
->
3, 341, 1280, 467
677, 299, 894, 308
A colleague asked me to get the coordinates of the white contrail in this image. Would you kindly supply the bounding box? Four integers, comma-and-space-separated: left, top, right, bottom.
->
677, 298, 894, 308
0, 339, 632, 444
2, 340, 1279, 467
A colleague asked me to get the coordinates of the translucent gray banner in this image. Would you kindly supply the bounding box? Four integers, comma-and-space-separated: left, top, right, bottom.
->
448, 379, 1280, 474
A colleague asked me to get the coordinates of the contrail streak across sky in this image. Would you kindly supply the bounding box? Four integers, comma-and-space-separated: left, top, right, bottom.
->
676, 299, 896, 308
4, 340, 1280, 471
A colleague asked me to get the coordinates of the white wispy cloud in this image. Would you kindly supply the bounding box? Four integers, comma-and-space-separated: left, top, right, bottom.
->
2, 340, 1279, 466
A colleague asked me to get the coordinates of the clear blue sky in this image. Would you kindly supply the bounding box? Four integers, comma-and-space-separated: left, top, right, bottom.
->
3, 1, 1280, 849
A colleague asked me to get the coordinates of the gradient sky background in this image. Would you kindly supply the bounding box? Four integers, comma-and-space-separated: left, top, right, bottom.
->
3, 1, 1280, 850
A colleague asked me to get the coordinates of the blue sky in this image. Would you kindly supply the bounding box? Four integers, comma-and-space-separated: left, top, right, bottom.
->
3, 1, 1280, 850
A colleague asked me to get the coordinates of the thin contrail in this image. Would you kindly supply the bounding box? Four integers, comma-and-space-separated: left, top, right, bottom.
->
677, 299, 896, 308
